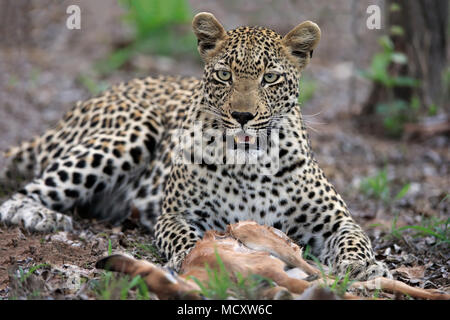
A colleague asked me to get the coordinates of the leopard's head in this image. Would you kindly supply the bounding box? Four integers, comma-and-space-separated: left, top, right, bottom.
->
192, 12, 320, 148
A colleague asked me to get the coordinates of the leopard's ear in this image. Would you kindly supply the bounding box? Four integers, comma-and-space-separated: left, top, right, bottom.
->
282, 21, 321, 70
192, 12, 227, 61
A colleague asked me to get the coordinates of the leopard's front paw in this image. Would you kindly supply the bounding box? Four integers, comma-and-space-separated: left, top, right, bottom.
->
336, 259, 391, 281
0, 193, 72, 232
166, 250, 192, 273
365, 260, 392, 280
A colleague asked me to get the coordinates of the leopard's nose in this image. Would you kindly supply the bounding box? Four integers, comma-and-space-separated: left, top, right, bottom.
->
231, 112, 255, 126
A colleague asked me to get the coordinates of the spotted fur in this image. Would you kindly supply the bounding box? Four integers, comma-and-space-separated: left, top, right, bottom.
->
0, 13, 390, 280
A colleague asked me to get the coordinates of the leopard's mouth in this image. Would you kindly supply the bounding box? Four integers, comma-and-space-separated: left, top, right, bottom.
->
226, 132, 260, 150
221, 128, 274, 151
234, 134, 257, 145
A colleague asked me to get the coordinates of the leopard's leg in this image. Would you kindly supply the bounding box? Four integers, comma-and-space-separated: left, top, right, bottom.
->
292, 165, 391, 281
0, 134, 150, 232
128, 136, 173, 233
0, 141, 38, 197
319, 217, 391, 280
154, 211, 202, 271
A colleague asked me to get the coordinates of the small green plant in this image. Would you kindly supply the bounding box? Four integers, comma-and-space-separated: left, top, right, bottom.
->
119, 0, 192, 43
77, 74, 109, 96
96, 0, 195, 75
328, 269, 354, 297
8, 263, 51, 300
90, 272, 151, 300
443, 66, 450, 92
373, 288, 381, 299
131, 242, 164, 263
305, 253, 354, 297
188, 249, 274, 300
375, 100, 414, 136
17, 263, 50, 283
29, 67, 41, 89
360, 168, 410, 204
8, 74, 19, 87
361, 34, 421, 137
361, 36, 419, 89
89, 236, 152, 300
302, 244, 312, 260
391, 215, 450, 245
298, 75, 317, 106
389, 212, 403, 239
108, 238, 113, 255
427, 103, 438, 116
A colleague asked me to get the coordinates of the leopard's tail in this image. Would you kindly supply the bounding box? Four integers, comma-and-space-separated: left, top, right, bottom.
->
0, 137, 42, 197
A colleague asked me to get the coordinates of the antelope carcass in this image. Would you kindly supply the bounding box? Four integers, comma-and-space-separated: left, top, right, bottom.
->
96, 221, 450, 300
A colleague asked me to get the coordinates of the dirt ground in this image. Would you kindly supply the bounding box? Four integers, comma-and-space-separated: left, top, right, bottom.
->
0, 1, 448, 299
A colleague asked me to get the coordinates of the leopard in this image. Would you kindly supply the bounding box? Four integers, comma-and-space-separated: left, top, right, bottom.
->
0, 12, 390, 281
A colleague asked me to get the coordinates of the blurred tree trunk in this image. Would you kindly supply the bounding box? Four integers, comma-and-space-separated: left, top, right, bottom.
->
362, 0, 448, 116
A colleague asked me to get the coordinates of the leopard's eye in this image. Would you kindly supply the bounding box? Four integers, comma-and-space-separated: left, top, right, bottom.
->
217, 70, 232, 81
263, 73, 280, 84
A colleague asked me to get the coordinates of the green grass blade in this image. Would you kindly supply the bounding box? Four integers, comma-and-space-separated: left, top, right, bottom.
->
396, 225, 447, 241
394, 183, 410, 200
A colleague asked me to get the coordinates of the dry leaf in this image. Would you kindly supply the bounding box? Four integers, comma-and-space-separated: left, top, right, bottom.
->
393, 265, 426, 279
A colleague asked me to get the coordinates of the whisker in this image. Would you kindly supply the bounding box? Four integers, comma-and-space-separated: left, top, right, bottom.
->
303, 110, 324, 118
303, 119, 326, 125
